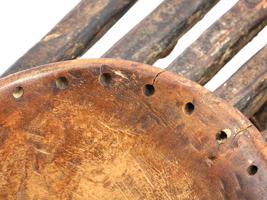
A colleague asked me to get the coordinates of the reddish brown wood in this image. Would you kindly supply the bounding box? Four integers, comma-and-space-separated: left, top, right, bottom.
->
167, 0, 267, 85
102, 0, 219, 64
261, 128, 267, 141
215, 45, 267, 118
2, 0, 137, 76
0, 59, 267, 199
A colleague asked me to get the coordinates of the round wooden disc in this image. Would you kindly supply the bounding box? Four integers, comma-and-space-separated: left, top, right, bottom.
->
0, 59, 266, 199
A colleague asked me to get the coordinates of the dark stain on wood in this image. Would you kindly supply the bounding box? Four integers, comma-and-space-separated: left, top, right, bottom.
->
215, 45, 267, 119
251, 101, 267, 131
102, 0, 219, 64
167, 0, 267, 85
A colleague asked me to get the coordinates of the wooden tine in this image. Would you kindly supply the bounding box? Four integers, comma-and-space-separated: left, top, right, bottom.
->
102, 0, 219, 64
215, 45, 267, 119
166, 0, 267, 85
250, 102, 267, 131
2, 0, 137, 76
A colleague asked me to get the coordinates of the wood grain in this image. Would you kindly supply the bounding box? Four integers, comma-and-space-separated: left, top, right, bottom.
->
0, 59, 267, 199
260, 128, 267, 141
102, 0, 219, 64
251, 102, 267, 131
215, 45, 267, 119
2, 0, 137, 76
167, 0, 267, 85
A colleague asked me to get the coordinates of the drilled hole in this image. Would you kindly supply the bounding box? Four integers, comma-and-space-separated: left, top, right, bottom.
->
247, 165, 258, 175
144, 84, 155, 96
184, 102, 195, 115
55, 77, 68, 90
216, 130, 228, 142
13, 86, 24, 99
216, 129, 232, 143
208, 155, 217, 161
99, 73, 112, 86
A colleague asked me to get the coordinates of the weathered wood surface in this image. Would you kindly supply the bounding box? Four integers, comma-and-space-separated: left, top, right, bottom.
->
167, 0, 267, 85
215, 45, 267, 119
0, 59, 267, 199
251, 102, 267, 131
2, 0, 137, 76
2, 0, 266, 134
261, 128, 267, 141
102, 0, 219, 64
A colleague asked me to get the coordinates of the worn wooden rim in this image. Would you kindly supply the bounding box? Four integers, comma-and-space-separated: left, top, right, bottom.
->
0, 59, 266, 199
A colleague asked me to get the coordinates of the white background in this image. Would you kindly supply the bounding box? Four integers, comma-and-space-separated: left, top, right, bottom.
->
0, 0, 266, 91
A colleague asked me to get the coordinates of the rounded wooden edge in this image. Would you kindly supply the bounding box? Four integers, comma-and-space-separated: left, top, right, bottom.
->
0, 59, 266, 199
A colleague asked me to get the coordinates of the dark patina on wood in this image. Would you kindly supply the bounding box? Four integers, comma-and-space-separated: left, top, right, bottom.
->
102, 0, 219, 64
0, 59, 267, 199
215, 45, 267, 119
1, 0, 266, 137
251, 102, 267, 131
2, 0, 137, 76
167, 0, 267, 85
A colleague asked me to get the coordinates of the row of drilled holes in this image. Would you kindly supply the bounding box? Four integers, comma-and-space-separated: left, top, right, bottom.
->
12, 74, 258, 176
144, 82, 258, 176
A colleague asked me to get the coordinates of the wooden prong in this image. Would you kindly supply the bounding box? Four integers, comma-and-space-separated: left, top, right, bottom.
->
215, 45, 267, 119
102, 0, 219, 64
167, 0, 267, 85
2, 0, 137, 76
